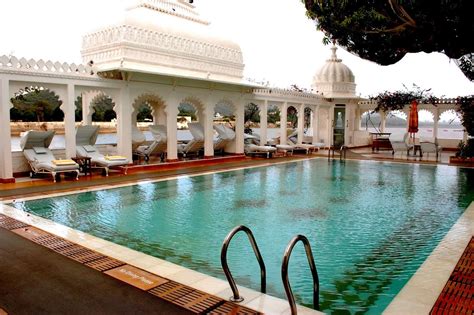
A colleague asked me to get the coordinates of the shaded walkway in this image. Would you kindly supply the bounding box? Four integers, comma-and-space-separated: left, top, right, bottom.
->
0, 227, 191, 315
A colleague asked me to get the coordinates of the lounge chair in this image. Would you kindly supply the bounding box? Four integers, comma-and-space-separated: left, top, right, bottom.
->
389, 133, 414, 157
287, 131, 318, 154
213, 124, 235, 154
135, 125, 167, 162
76, 125, 129, 176
178, 122, 205, 158
244, 134, 277, 158
21, 130, 79, 182
132, 126, 146, 152
420, 138, 442, 161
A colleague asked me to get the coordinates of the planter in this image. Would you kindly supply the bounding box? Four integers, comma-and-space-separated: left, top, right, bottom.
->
449, 156, 474, 166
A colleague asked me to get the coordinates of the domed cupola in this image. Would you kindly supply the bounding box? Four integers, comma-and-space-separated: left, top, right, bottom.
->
81, 0, 244, 83
312, 46, 356, 98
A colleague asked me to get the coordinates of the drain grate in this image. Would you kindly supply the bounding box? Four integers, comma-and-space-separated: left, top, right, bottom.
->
67, 249, 106, 264
0, 215, 29, 230
34, 235, 75, 250
208, 302, 260, 315
149, 281, 194, 302
149, 281, 225, 314
431, 237, 474, 314
174, 290, 223, 313
85, 257, 126, 272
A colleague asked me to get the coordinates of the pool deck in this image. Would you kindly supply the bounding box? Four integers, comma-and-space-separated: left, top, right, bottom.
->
0, 149, 473, 314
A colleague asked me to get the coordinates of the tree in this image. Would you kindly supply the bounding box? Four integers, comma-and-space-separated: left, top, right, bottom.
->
244, 103, 260, 123
303, 0, 474, 80
11, 87, 62, 122
137, 103, 153, 122
91, 96, 116, 122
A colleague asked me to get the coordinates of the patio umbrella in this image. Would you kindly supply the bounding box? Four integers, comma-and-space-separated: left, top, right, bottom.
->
408, 100, 419, 144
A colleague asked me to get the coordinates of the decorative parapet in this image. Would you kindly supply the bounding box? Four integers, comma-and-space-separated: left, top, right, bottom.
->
0, 55, 96, 78
359, 98, 460, 106
82, 25, 243, 65
253, 88, 326, 102
131, 0, 209, 25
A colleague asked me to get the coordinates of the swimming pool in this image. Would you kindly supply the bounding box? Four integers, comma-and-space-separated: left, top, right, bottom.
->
11, 159, 474, 314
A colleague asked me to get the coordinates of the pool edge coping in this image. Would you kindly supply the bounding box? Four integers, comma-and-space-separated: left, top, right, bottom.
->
2, 157, 471, 314
0, 203, 321, 315
383, 201, 474, 315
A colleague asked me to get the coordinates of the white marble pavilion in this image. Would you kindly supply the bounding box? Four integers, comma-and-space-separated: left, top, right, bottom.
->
0, 0, 461, 183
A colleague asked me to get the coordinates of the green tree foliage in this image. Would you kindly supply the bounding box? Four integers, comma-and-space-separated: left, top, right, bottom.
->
91, 95, 116, 122
303, 0, 474, 80
287, 106, 298, 128
10, 87, 63, 122
137, 103, 153, 122
267, 106, 281, 124
245, 103, 260, 123
456, 95, 474, 136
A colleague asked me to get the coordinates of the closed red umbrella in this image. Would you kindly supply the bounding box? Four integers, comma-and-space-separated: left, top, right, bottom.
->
408, 100, 419, 143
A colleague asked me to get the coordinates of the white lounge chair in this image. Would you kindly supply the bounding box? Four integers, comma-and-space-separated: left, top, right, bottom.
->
420, 138, 442, 161
76, 125, 129, 176
135, 125, 167, 162
213, 124, 236, 154
132, 126, 146, 152
21, 130, 79, 182
287, 131, 318, 154
244, 134, 277, 158
389, 133, 414, 157
178, 122, 205, 158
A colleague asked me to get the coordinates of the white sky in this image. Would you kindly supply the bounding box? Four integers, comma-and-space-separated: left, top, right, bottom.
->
1, 0, 473, 99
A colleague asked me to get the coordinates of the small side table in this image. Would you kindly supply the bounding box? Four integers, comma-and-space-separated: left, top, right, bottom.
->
413, 145, 423, 157
72, 157, 92, 176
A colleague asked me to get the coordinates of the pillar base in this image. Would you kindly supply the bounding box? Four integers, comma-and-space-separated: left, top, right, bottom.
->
166, 159, 179, 163
0, 178, 16, 184
204, 155, 214, 159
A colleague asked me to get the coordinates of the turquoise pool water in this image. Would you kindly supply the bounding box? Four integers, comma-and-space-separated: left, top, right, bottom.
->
11, 159, 474, 314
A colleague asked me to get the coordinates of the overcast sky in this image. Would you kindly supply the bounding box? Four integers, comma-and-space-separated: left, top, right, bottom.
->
1, 0, 473, 98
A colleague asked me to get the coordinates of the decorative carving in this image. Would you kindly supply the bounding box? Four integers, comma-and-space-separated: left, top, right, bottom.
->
0, 55, 96, 78
82, 25, 244, 80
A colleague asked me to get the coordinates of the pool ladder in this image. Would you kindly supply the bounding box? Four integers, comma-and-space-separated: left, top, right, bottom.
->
221, 225, 320, 314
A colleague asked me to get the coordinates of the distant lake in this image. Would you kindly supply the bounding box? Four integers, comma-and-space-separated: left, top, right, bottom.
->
10, 127, 463, 151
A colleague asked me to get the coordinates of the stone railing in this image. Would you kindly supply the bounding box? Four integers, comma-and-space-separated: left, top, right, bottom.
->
0, 55, 96, 78
253, 88, 324, 101
359, 98, 460, 106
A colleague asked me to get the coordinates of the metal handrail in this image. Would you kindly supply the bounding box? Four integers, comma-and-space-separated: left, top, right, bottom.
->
281, 235, 320, 314
340, 145, 347, 160
221, 225, 266, 302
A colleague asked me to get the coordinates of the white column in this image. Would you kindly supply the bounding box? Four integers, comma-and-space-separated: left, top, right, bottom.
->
312, 105, 320, 145
297, 104, 304, 144
0, 79, 13, 182
354, 107, 361, 131
115, 87, 133, 161
81, 91, 95, 125
203, 104, 214, 157
62, 84, 76, 158
279, 102, 288, 145
328, 106, 335, 146
235, 100, 245, 154
381, 111, 386, 133
165, 96, 179, 161
433, 108, 439, 139
260, 100, 268, 144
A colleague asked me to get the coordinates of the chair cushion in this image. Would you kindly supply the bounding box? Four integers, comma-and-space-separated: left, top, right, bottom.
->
83, 145, 96, 152
33, 146, 47, 154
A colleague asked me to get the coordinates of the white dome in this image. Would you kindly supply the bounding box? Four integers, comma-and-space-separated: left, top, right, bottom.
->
312, 46, 356, 98
81, 0, 244, 83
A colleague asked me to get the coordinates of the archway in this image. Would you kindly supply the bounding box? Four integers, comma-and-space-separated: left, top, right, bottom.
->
10, 86, 64, 152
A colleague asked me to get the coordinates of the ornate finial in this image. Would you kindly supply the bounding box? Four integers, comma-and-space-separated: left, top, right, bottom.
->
328, 45, 341, 62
